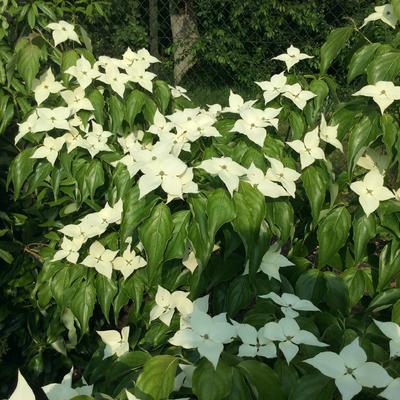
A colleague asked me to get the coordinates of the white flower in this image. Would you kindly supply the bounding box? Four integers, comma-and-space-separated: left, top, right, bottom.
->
126, 66, 156, 92
59, 224, 88, 243
122, 48, 159, 70
350, 170, 394, 217
259, 292, 319, 318
46, 21, 80, 47
374, 319, 400, 358
380, 378, 400, 400
98, 199, 123, 225
32, 68, 64, 105
305, 338, 392, 400
33, 107, 71, 132
179, 294, 210, 330
174, 364, 195, 391
148, 109, 174, 136
258, 243, 294, 281
97, 327, 130, 359
113, 244, 146, 279
61, 87, 94, 113
149, 285, 193, 326
233, 322, 276, 359
352, 81, 400, 114
10, 371, 35, 400
263, 317, 327, 363
98, 66, 130, 97
287, 127, 325, 170
356, 148, 390, 173
79, 213, 108, 238
197, 157, 247, 195
63, 127, 82, 153
231, 107, 281, 147
42, 368, 93, 400
65, 56, 100, 89
256, 72, 287, 104
15, 113, 39, 144
96, 55, 124, 71
169, 309, 236, 368
282, 83, 316, 110
169, 84, 191, 100
52, 237, 83, 264
272, 45, 313, 71
361, 4, 397, 29
222, 90, 257, 114
31, 135, 65, 165
81, 241, 118, 279
265, 156, 300, 197
319, 114, 343, 151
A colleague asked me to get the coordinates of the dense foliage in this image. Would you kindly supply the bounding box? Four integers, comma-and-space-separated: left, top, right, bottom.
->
3, 1, 400, 400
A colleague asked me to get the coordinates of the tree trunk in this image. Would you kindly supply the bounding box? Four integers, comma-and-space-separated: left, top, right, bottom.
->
169, 0, 199, 84
149, 0, 160, 73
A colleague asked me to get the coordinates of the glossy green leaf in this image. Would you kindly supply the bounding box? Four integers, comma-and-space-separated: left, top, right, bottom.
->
347, 43, 381, 83
95, 275, 118, 323
17, 43, 41, 90
153, 80, 171, 113
352, 212, 376, 264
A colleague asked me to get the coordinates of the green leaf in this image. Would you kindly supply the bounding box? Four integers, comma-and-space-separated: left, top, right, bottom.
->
153, 80, 171, 113
265, 199, 293, 242
305, 79, 329, 125
0, 248, 13, 264
238, 360, 285, 400
367, 51, 400, 83
85, 160, 104, 199
125, 90, 145, 127
109, 95, 124, 132
342, 267, 373, 306
95, 275, 118, 323
318, 207, 351, 267
192, 359, 233, 400
60, 49, 79, 85
393, 0, 400, 19
289, 373, 335, 400
320, 27, 354, 73
139, 202, 173, 282
227, 276, 254, 317
392, 299, 400, 324
347, 43, 381, 83
88, 88, 105, 125
17, 43, 41, 90
368, 288, 400, 310
324, 272, 349, 314
381, 114, 399, 157
136, 355, 178, 400
0, 102, 14, 135
165, 210, 191, 261
295, 269, 326, 304
288, 111, 305, 140
378, 240, 400, 292
352, 211, 376, 264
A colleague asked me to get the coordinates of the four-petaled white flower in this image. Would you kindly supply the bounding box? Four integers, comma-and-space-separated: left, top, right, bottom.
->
319, 114, 343, 151
10, 371, 35, 400
350, 170, 394, 216
126, 67, 156, 92
16, 113, 40, 144
46, 21, 80, 47
98, 66, 130, 97
258, 243, 294, 281
259, 292, 319, 318
33, 107, 71, 132
61, 87, 95, 113
52, 237, 83, 264
287, 127, 325, 170
42, 368, 93, 400
223, 90, 257, 114
353, 81, 400, 114
169, 309, 236, 368
197, 157, 247, 195
374, 319, 400, 358
263, 317, 327, 363
361, 4, 397, 29
169, 84, 191, 100
97, 327, 130, 359
113, 244, 146, 279
65, 56, 100, 89
272, 45, 313, 71
256, 72, 288, 104
282, 83, 316, 110
305, 338, 393, 400
32, 68, 64, 105
81, 241, 118, 279
174, 363, 196, 391
265, 156, 300, 197
31, 135, 65, 165
98, 199, 123, 225
150, 285, 193, 326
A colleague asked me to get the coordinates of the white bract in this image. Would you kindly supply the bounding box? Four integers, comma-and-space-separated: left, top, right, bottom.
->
97, 327, 130, 359
15, 113, 39, 144
61, 87, 94, 113
31, 135, 65, 165
287, 127, 325, 170
265, 156, 300, 197
374, 319, 400, 358
149, 285, 193, 326
223, 91, 257, 114
350, 170, 394, 216
380, 378, 400, 400
272, 45, 313, 71
257, 243, 294, 280
46, 20, 80, 46
33, 107, 71, 132
98, 199, 123, 225
197, 157, 247, 195
356, 148, 390, 173
42, 368, 93, 400
361, 4, 397, 29
319, 114, 343, 151
169, 309, 236, 368
113, 244, 146, 279
259, 292, 319, 318
305, 338, 393, 400
256, 72, 287, 104
66, 56, 100, 89
169, 84, 191, 100
98, 66, 130, 97
126, 66, 156, 92
263, 317, 327, 363
32, 68, 64, 105
52, 237, 83, 264
282, 83, 316, 110
352, 81, 400, 114
175, 363, 196, 391
81, 241, 118, 279
9, 371, 35, 400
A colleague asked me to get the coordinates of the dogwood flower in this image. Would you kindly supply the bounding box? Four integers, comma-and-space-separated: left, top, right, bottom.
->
42, 368, 93, 400
32, 69, 64, 105
175, 364, 195, 391
148, 109, 174, 136
374, 320, 400, 358
259, 292, 319, 318
353, 81, 400, 114
81, 241, 118, 279
169, 84, 191, 100
380, 378, 400, 400
46, 21, 80, 46
10, 371, 35, 400
59, 224, 88, 243
150, 286, 193, 326
15, 113, 39, 144
256, 72, 288, 104
79, 213, 108, 238
282, 83, 316, 110
222, 91, 257, 114
65, 56, 100, 89
233, 322, 276, 359
125, 48, 159, 70
126, 66, 156, 92
180, 295, 210, 329
63, 127, 82, 153
305, 338, 392, 400
361, 4, 397, 29
287, 127, 325, 169
197, 157, 247, 195
258, 243, 294, 280
98, 66, 130, 97
52, 237, 83, 264
272, 45, 313, 71
319, 114, 343, 151
31, 135, 65, 165
61, 87, 94, 113
33, 107, 71, 132
113, 244, 146, 279
350, 170, 394, 216
356, 148, 390, 173
265, 156, 300, 197
97, 327, 130, 359
169, 309, 236, 368
263, 317, 327, 363
98, 199, 123, 225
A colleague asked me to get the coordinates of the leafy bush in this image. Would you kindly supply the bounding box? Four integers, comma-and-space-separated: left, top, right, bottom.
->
3, 1, 400, 400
